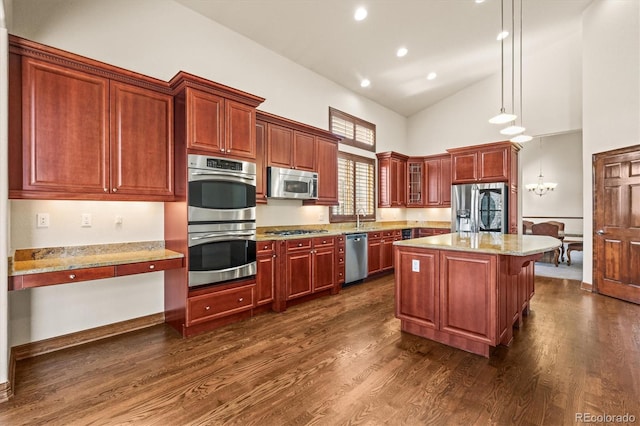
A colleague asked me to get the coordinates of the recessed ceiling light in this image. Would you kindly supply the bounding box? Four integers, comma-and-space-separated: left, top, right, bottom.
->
427, 72, 437, 80
396, 47, 408, 58
475, 0, 486, 4
360, 78, 371, 88
354, 7, 368, 21
497, 31, 509, 41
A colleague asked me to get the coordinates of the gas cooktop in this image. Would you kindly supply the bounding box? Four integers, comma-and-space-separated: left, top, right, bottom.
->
264, 229, 330, 236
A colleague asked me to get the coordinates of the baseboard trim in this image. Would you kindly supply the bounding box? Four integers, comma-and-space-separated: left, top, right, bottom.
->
580, 281, 593, 291
0, 351, 16, 403
12, 312, 165, 361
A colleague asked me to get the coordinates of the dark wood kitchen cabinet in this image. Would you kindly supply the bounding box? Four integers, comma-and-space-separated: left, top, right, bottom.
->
256, 110, 340, 205
448, 141, 519, 184
256, 240, 276, 306
336, 235, 346, 285
273, 235, 338, 312
9, 37, 174, 201
171, 72, 264, 161
406, 153, 451, 208
377, 152, 408, 207
368, 230, 400, 275
255, 120, 268, 203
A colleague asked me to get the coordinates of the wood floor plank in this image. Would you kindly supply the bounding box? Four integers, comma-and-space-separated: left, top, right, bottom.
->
1, 274, 639, 425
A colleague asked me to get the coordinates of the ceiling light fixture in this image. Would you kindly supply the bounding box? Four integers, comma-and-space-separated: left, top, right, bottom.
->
496, 31, 509, 40
500, 125, 525, 136
354, 7, 368, 21
397, 47, 408, 57
360, 78, 371, 88
510, 0, 532, 144
427, 72, 437, 80
489, 0, 517, 125
525, 137, 558, 196
475, 0, 486, 3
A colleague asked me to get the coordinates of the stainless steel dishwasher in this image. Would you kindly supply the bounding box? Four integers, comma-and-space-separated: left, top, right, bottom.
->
345, 233, 368, 285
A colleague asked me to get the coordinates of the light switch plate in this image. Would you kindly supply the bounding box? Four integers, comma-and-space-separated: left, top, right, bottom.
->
412, 259, 420, 272
81, 213, 92, 227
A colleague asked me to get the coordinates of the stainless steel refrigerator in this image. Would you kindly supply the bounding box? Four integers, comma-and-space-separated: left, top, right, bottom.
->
451, 183, 508, 233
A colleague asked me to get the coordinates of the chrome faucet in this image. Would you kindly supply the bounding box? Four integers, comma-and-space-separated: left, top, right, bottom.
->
356, 208, 366, 229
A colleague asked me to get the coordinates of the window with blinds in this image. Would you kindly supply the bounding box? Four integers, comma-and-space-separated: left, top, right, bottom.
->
329, 107, 376, 152
330, 152, 375, 223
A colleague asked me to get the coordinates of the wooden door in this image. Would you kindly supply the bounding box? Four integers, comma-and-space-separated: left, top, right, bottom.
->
267, 123, 293, 168
110, 82, 173, 198
22, 57, 109, 194
313, 137, 338, 205
367, 238, 382, 274
391, 157, 406, 206
380, 238, 395, 271
293, 131, 315, 171
255, 120, 267, 203
186, 88, 224, 154
225, 99, 256, 160
440, 156, 452, 206
406, 160, 424, 207
424, 158, 442, 206
594, 145, 640, 304
451, 152, 478, 183
256, 252, 275, 306
286, 249, 313, 299
478, 147, 508, 182
395, 248, 439, 328
313, 246, 335, 291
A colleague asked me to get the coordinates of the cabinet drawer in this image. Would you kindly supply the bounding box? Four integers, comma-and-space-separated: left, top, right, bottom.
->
368, 231, 382, 240
19, 266, 115, 289
257, 240, 275, 254
313, 236, 335, 247
337, 266, 345, 283
337, 235, 345, 244
187, 284, 254, 325
382, 230, 397, 238
286, 238, 312, 251
115, 258, 183, 276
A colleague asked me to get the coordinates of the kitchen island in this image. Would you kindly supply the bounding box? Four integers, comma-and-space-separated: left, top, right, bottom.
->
393, 232, 561, 357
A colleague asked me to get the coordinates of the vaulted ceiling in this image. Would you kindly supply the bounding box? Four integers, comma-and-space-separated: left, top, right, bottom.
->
175, 0, 593, 117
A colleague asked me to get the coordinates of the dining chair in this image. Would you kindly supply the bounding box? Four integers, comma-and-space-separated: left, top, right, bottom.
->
545, 221, 566, 261
522, 220, 534, 234
531, 222, 561, 267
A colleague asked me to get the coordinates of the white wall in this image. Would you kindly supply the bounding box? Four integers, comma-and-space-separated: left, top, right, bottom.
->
6, 0, 407, 346
582, 0, 640, 285
521, 132, 583, 235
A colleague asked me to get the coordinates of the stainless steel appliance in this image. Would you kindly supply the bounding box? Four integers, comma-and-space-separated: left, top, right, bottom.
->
345, 233, 368, 285
267, 166, 318, 200
188, 154, 256, 222
451, 183, 508, 233
187, 154, 257, 287
188, 222, 256, 287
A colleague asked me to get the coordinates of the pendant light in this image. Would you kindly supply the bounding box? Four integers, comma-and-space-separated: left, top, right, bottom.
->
510, 0, 532, 143
501, 0, 524, 136
489, 0, 517, 124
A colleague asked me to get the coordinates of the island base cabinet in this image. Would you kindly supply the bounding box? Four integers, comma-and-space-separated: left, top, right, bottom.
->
395, 246, 536, 358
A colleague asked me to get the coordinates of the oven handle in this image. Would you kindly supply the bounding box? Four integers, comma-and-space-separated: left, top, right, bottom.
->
190, 170, 256, 183
190, 233, 256, 242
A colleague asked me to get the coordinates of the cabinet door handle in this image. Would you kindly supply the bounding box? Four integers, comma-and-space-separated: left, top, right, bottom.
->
112, 188, 117, 192
205, 306, 211, 310
272, 254, 276, 258
298, 243, 303, 247
103, 188, 108, 192
238, 297, 244, 302
149, 264, 155, 270
69, 274, 76, 280
596, 229, 605, 235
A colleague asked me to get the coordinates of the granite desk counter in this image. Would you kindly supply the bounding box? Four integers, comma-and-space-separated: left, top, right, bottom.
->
393, 232, 561, 357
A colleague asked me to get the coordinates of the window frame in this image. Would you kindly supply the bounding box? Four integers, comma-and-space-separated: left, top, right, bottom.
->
329, 151, 376, 224
329, 107, 376, 152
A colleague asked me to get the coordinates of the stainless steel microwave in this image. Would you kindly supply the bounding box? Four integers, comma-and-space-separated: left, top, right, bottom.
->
267, 167, 318, 200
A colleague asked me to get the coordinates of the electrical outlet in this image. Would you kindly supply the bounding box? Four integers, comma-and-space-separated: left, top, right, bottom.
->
81, 213, 92, 227
115, 215, 123, 225
36, 213, 50, 228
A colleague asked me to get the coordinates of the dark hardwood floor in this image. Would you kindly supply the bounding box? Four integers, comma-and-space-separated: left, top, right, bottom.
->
1, 274, 639, 425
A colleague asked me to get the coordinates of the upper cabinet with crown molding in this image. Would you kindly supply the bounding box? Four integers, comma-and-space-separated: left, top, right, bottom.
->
8, 35, 174, 201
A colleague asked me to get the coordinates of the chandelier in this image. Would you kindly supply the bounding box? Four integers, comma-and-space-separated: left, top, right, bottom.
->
525, 137, 557, 196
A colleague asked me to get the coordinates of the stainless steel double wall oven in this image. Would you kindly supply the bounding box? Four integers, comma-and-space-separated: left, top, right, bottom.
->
187, 154, 257, 288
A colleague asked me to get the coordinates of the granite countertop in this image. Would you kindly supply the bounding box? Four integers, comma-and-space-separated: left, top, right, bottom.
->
9, 241, 184, 276
257, 221, 451, 241
393, 232, 562, 256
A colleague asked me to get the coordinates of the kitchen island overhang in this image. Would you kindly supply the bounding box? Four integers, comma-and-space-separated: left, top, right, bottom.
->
393, 232, 562, 357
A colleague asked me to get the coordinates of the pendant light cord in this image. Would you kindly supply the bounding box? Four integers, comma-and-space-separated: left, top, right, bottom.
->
519, 0, 523, 126
511, 0, 515, 119
500, 0, 505, 112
